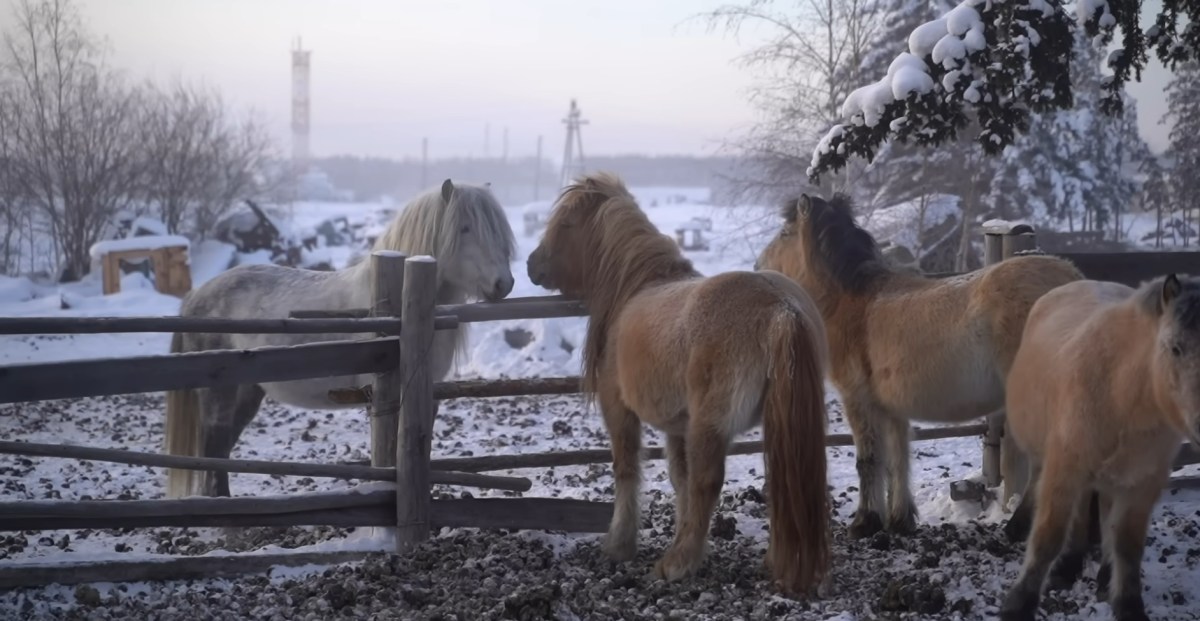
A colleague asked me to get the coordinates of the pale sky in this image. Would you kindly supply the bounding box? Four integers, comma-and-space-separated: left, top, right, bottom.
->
71, 0, 1172, 162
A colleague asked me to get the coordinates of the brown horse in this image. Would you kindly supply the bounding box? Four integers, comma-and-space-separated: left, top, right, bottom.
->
526, 172, 832, 596
756, 194, 1084, 538
999, 274, 1200, 621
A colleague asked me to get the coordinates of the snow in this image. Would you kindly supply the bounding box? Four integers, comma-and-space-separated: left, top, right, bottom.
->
860, 194, 960, 257
88, 235, 191, 261
5, 190, 1200, 618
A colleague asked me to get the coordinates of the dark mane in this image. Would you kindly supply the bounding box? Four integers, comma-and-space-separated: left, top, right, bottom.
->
794, 193, 889, 293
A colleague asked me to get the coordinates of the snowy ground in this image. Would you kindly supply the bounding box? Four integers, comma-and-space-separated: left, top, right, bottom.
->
2, 188, 1200, 620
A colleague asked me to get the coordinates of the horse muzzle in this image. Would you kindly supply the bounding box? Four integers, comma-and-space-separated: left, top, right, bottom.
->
485, 275, 514, 301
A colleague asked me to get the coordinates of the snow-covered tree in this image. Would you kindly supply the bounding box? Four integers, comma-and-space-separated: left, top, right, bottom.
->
1138, 155, 1172, 247
1163, 60, 1200, 244
807, 0, 1200, 182
986, 27, 1148, 236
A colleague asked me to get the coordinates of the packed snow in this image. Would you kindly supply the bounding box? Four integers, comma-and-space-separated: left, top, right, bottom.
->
3, 188, 1200, 620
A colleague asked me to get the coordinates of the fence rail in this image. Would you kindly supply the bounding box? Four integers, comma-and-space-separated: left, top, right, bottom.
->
0, 337, 400, 404
4, 244, 1200, 589
0, 440, 532, 492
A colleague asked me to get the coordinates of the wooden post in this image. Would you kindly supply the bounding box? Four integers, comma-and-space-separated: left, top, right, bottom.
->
395, 256, 438, 550
999, 224, 1037, 504
370, 251, 406, 469
980, 226, 1006, 491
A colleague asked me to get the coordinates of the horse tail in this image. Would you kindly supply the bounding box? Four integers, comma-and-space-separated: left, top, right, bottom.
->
164, 332, 204, 499
763, 310, 831, 596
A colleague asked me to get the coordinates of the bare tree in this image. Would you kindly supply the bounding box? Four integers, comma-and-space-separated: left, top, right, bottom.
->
2, 0, 145, 280
140, 79, 284, 237
698, 0, 883, 206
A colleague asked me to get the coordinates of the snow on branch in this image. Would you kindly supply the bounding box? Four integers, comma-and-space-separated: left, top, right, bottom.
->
808, 0, 1199, 183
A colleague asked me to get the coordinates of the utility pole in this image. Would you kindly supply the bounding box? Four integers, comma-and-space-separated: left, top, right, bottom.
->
421, 137, 428, 188
534, 134, 543, 201
559, 99, 588, 189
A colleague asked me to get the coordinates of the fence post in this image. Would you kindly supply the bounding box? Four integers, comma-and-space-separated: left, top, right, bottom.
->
999, 224, 1037, 505
369, 251, 407, 469
395, 256, 437, 551
980, 225, 1007, 491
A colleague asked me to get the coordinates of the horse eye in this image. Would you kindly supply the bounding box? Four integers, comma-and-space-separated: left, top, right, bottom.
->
1172, 344, 1184, 357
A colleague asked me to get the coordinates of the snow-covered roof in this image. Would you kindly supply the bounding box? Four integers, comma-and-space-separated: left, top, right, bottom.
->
89, 235, 190, 261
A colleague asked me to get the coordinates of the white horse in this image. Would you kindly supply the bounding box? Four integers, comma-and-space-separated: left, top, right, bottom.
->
164, 179, 517, 498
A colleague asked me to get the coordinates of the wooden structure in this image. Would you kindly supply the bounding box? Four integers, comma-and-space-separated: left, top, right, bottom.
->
3, 240, 1200, 587
93, 239, 192, 297
674, 217, 712, 251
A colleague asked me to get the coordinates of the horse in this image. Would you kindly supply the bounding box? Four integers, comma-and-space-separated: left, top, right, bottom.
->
526, 172, 832, 596
164, 179, 517, 499
998, 274, 1200, 621
755, 193, 1084, 539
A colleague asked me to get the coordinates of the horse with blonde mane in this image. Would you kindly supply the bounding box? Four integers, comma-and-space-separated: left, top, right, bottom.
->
756, 193, 1084, 538
165, 179, 517, 498
999, 274, 1200, 621
526, 172, 832, 596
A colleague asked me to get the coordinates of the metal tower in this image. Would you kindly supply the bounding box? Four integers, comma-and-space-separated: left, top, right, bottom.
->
559, 99, 588, 188
291, 38, 311, 173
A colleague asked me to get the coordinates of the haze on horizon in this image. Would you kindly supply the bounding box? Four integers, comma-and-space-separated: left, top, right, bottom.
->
73, 0, 1174, 163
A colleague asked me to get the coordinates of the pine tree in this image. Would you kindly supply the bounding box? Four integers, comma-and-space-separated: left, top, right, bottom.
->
1163, 60, 1200, 245
987, 29, 1148, 237
807, 0, 1200, 182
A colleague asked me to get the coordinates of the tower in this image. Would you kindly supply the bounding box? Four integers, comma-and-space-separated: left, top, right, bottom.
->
291, 38, 311, 174
559, 99, 588, 188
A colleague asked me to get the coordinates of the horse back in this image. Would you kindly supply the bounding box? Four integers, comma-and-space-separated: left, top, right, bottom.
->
1006, 279, 1148, 456
609, 271, 822, 426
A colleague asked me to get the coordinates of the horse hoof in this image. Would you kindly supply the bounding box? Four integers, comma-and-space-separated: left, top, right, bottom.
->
998, 593, 1038, 621
1095, 562, 1111, 601
886, 510, 918, 536
1003, 516, 1031, 543
1046, 553, 1085, 592
652, 549, 702, 582
848, 511, 884, 539
600, 536, 636, 562
1112, 594, 1149, 621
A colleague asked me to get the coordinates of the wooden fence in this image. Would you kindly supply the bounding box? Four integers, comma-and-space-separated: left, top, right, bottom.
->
1, 233, 1198, 587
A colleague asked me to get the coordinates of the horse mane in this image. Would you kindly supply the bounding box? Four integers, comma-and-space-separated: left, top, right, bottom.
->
557, 172, 700, 395
788, 193, 890, 294
372, 181, 516, 271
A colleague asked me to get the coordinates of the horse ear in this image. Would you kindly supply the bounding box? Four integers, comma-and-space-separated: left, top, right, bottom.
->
441, 179, 454, 204
1163, 273, 1183, 308
798, 194, 812, 217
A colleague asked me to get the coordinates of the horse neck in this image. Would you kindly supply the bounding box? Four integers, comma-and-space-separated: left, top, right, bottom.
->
578, 233, 696, 392
1107, 304, 1178, 428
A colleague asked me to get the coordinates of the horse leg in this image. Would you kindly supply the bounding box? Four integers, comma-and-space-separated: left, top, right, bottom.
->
882, 414, 917, 534
1005, 460, 1043, 543
1101, 481, 1162, 621
1095, 491, 1114, 601
1001, 414, 1030, 507
665, 433, 689, 529
599, 393, 642, 563
654, 417, 727, 581
201, 384, 265, 497
1000, 451, 1085, 621
1047, 489, 1095, 591
844, 395, 886, 539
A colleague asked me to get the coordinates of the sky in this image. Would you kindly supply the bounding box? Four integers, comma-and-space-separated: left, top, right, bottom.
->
69, 0, 1174, 162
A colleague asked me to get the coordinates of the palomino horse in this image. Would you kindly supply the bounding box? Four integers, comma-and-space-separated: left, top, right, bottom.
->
756, 194, 1083, 538
165, 179, 517, 498
526, 172, 832, 595
999, 274, 1200, 621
